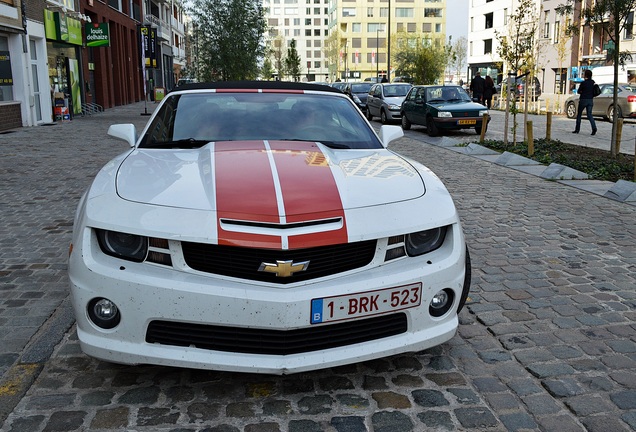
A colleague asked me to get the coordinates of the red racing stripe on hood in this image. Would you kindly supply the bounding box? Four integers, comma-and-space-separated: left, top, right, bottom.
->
268, 141, 348, 249
214, 141, 348, 249
214, 141, 282, 248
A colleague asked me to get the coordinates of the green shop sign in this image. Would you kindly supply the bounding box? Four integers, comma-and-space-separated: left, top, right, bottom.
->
86, 23, 110, 47
44, 10, 82, 46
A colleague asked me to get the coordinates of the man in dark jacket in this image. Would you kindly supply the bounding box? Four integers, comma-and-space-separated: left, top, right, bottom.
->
573, 69, 597, 135
470, 71, 485, 103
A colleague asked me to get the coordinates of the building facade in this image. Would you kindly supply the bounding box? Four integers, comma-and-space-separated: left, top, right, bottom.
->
264, 0, 447, 82
0, 0, 187, 131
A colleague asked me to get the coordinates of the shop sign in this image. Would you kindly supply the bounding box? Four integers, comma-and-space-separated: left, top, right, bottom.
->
140, 26, 158, 69
86, 23, 110, 47
0, 51, 13, 85
44, 10, 83, 46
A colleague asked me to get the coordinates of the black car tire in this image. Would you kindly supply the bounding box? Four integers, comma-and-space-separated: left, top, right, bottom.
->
566, 101, 577, 119
456, 247, 471, 313
380, 109, 388, 124
401, 114, 411, 130
608, 105, 622, 120
366, 108, 373, 121
475, 123, 487, 135
426, 116, 439, 137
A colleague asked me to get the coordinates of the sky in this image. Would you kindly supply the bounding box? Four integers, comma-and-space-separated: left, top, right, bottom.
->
446, 0, 468, 42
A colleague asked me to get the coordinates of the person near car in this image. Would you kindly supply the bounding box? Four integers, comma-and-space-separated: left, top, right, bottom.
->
573, 69, 597, 136
470, 71, 485, 103
483, 75, 495, 109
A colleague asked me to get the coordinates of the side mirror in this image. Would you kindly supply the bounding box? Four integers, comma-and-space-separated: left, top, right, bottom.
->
378, 125, 404, 148
107, 124, 137, 148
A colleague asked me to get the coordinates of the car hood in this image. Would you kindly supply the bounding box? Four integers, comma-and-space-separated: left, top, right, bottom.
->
115, 140, 425, 218
430, 101, 485, 111
385, 96, 406, 105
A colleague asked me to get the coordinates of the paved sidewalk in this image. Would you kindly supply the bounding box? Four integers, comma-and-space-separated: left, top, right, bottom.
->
1, 102, 635, 432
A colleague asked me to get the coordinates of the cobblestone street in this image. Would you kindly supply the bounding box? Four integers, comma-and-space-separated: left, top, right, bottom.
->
0, 102, 635, 431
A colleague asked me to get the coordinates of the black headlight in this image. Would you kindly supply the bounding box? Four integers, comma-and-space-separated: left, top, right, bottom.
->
406, 227, 447, 257
96, 229, 148, 262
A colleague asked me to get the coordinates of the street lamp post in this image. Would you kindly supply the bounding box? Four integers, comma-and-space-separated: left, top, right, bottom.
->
387, 0, 391, 82
376, 29, 379, 80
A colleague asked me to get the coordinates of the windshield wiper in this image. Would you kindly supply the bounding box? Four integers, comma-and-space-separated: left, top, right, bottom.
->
144, 138, 211, 149
428, 98, 445, 103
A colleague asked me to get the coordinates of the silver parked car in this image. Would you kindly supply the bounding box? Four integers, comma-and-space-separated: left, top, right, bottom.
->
565, 83, 636, 119
366, 83, 413, 124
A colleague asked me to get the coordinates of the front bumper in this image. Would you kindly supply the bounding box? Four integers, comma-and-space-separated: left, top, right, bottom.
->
434, 115, 490, 130
69, 225, 467, 375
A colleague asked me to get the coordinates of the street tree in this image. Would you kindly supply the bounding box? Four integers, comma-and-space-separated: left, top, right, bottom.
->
495, 0, 539, 146
261, 57, 275, 81
188, 0, 266, 81
451, 36, 468, 84
271, 35, 286, 81
285, 39, 303, 82
558, 0, 636, 157
324, 30, 343, 82
392, 33, 446, 85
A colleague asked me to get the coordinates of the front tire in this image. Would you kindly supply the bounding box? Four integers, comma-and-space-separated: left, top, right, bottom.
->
457, 247, 471, 313
380, 109, 388, 124
566, 102, 577, 119
426, 116, 439, 137
366, 108, 373, 121
401, 114, 411, 130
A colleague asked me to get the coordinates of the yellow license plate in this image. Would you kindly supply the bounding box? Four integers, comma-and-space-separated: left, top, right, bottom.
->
458, 119, 477, 125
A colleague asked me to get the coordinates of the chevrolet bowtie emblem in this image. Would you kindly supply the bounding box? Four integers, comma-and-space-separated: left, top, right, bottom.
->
258, 260, 310, 277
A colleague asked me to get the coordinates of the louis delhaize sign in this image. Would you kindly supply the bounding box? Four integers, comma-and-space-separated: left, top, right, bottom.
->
86, 23, 110, 47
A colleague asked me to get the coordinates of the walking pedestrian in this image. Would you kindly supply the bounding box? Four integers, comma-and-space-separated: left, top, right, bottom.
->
572, 69, 598, 135
470, 71, 485, 104
483, 75, 495, 109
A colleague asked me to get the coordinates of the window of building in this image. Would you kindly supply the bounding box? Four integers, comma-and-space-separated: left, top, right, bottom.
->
294, 29, 300, 36
367, 23, 384, 32
314, 61, 321, 68
395, 8, 413, 17
397, 23, 404, 31
343, 8, 356, 17
425, 8, 442, 18
485, 12, 493, 29
352, 38, 362, 48
314, 29, 320, 36
284, 7, 297, 14
422, 22, 432, 32
543, 11, 550, 38
294, 18, 300, 25
314, 7, 320, 14
470, 41, 473, 56
435, 23, 441, 32
314, 18, 320, 25
625, 12, 634, 39
503, 8, 508, 25
314, 40, 321, 47
367, 7, 373, 17
380, 8, 388, 17
305, 29, 311, 36
484, 39, 492, 54
554, 20, 560, 43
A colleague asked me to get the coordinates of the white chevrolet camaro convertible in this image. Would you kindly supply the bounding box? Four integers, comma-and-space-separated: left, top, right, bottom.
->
68, 81, 471, 375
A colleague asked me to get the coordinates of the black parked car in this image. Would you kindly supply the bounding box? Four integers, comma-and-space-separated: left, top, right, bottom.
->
343, 82, 374, 112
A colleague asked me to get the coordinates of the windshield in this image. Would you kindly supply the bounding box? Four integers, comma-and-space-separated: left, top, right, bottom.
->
140, 92, 383, 150
384, 85, 411, 97
426, 86, 471, 103
351, 83, 373, 93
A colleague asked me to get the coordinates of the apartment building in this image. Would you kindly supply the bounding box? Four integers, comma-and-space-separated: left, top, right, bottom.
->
468, 0, 636, 101
264, 0, 447, 82
264, 0, 331, 81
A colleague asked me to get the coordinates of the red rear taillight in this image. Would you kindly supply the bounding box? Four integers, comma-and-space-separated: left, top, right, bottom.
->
627, 95, 636, 103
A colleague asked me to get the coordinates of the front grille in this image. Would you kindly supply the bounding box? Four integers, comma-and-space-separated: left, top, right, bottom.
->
146, 313, 408, 355
181, 240, 377, 283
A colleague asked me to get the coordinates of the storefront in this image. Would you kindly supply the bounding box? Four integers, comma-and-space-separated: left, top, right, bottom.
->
44, 10, 83, 120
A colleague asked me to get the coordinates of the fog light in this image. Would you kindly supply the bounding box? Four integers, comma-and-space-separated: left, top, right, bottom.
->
88, 298, 121, 329
429, 289, 454, 317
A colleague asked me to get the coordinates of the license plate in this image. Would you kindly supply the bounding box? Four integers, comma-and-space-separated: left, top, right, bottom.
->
310, 283, 422, 324
458, 119, 476, 125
